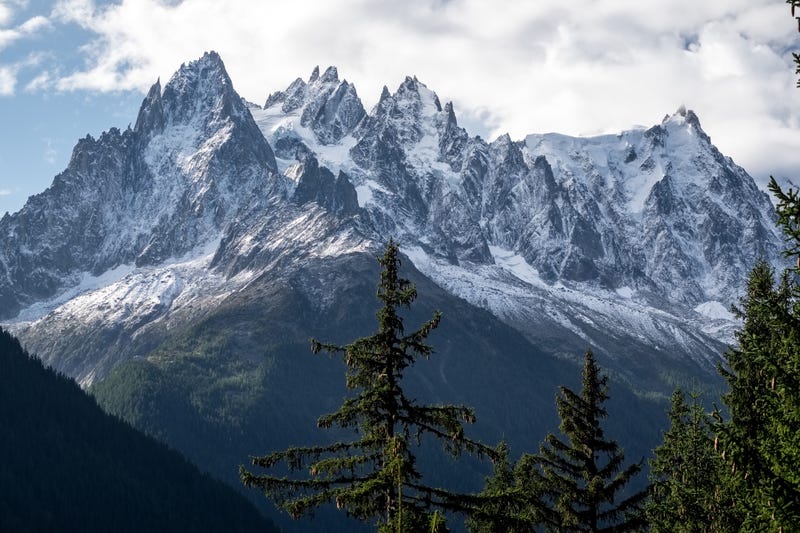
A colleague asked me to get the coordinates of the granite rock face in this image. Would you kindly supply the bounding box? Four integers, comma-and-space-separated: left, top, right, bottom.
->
0, 53, 785, 388
0, 52, 279, 319
264, 66, 366, 145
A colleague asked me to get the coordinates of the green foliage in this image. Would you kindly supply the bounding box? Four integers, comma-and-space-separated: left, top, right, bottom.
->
716, 246, 800, 530
97, 327, 271, 427
240, 240, 493, 529
770, 176, 800, 257
466, 442, 538, 532
646, 389, 740, 532
0, 327, 275, 533
520, 351, 647, 532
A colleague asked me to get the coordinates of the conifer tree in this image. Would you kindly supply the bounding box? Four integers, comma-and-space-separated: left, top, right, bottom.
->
518, 351, 646, 532
647, 389, 740, 532
466, 442, 539, 533
241, 240, 493, 531
716, 241, 800, 530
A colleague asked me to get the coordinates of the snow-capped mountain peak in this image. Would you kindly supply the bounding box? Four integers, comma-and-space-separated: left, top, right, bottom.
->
372, 76, 445, 143
0, 51, 278, 319
319, 65, 339, 83
260, 65, 365, 146
134, 78, 164, 135
157, 51, 248, 130
0, 53, 787, 391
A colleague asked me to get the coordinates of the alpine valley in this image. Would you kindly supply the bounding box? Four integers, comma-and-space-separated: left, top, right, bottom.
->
0, 52, 785, 530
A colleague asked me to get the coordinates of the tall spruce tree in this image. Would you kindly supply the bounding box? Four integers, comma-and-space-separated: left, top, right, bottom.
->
518, 351, 646, 532
241, 240, 493, 531
647, 389, 740, 532
716, 234, 800, 529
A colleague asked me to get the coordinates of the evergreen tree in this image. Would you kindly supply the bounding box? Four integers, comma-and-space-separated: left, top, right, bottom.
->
519, 351, 646, 532
646, 389, 740, 532
466, 442, 539, 533
716, 237, 800, 529
0, 328, 276, 533
241, 240, 493, 531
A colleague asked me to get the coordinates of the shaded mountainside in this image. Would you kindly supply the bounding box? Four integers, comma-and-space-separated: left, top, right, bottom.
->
90, 252, 667, 532
0, 327, 276, 533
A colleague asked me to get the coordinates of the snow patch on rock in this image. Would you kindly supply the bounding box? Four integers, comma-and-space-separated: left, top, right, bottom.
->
616, 286, 634, 299
694, 301, 735, 321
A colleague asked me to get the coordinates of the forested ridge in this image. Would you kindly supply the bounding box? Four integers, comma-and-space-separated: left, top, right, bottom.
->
0, 327, 276, 533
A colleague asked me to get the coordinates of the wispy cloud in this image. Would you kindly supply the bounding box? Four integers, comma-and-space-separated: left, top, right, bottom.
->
24, 69, 50, 91
0, 188, 12, 196
42, 137, 56, 164
0, 5, 11, 27
0, 65, 15, 95
51, 0, 92, 26
0, 52, 45, 95
0, 0, 28, 28
0, 14, 50, 50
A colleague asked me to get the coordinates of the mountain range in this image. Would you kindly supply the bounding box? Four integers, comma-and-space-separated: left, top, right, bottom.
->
0, 51, 784, 530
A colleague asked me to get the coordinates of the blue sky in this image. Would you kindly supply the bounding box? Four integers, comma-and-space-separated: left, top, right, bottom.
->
1, 0, 800, 216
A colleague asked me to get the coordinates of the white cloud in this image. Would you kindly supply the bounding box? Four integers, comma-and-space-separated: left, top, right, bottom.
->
0, 0, 28, 27
24, 69, 50, 91
40, 0, 800, 184
51, 0, 93, 25
0, 65, 15, 95
0, 14, 51, 49
0, 188, 11, 196
0, 5, 12, 27
18, 14, 48, 33
0, 51, 46, 95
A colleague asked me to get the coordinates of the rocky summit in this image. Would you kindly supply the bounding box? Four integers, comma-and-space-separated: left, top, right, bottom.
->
0, 51, 784, 390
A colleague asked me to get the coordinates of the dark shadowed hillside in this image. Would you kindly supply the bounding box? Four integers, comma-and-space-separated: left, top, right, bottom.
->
0, 327, 276, 533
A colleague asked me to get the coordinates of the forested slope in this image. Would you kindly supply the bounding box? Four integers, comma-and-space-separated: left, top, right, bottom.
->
0, 327, 276, 533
